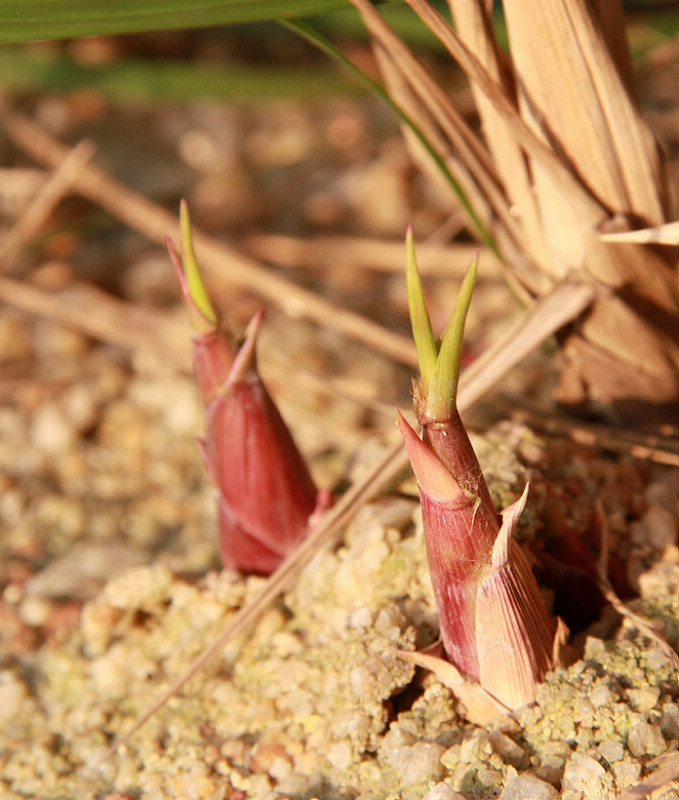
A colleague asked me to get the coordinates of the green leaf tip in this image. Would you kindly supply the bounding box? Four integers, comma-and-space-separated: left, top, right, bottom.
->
406, 227, 437, 389
426, 253, 478, 422
179, 199, 218, 328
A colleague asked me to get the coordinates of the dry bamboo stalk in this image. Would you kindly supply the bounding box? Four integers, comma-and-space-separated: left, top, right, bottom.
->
447, 0, 551, 279
499, 0, 670, 285
365, 0, 679, 414
351, 0, 608, 293
589, 0, 636, 95
396, 0, 606, 220
505, 0, 668, 221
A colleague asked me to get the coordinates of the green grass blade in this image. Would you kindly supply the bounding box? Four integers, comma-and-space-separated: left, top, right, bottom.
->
0, 45, 355, 102
0, 0, 357, 44
284, 17, 498, 257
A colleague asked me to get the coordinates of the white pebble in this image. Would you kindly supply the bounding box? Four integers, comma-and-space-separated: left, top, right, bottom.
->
422, 783, 466, 800
645, 504, 678, 550
0, 672, 27, 719
611, 758, 641, 788
394, 741, 446, 785
18, 596, 51, 626
562, 752, 610, 796
627, 721, 666, 757
326, 741, 352, 771
30, 402, 76, 454
598, 740, 624, 763
498, 773, 559, 800
350, 606, 374, 630
626, 686, 660, 713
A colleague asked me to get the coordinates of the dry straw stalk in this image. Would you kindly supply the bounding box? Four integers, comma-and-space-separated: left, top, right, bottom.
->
351, 0, 679, 417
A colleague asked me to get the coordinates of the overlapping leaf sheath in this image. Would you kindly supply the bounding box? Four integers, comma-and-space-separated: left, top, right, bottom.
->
399, 232, 556, 708
169, 201, 329, 575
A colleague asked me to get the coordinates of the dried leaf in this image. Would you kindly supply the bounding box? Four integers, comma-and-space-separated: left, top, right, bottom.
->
395, 645, 512, 726
502, 0, 667, 223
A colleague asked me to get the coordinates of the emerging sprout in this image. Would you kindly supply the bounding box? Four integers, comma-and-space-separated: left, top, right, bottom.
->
399, 229, 558, 709
168, 200, 331, 575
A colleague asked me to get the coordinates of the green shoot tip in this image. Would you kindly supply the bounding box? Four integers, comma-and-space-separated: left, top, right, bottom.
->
179, 200, 217, 328
406, 228, 437, 389
426, 254, 478, 422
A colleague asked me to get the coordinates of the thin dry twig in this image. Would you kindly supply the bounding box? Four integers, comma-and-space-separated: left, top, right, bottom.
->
3, 113, 417, 367
0, 139, 96, 265
243, 233, 489, 277
505, 400, 679, 468
0, 273, 190, 367
600, 221, 679, 245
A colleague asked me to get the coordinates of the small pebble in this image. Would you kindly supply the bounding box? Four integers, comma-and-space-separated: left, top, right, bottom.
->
18, 596, 51, 626
0, 672, 27, 719
387, 741, 446, 784
489, 731, 529, 769
661, 703, 679, 738
26, 543, 150, 601
275, 772, 317, 797
477, 768, 503, 787
627, 686, 660, 713
638, 563, 679, 599
422, 783, 466, 800
627, 721, 667, 758
562, 752, 611, 796
598, 740, 624, 763
611, 758, 642, 789
591, 685, 616, 707
326, 741, 352, 771
30, 402, 77, 454
499, 773, 559, 800
645, 505, 678, 550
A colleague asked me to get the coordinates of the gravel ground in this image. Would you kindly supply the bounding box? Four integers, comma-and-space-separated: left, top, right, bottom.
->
2, 24, 679, 800
1, 332, 678, 799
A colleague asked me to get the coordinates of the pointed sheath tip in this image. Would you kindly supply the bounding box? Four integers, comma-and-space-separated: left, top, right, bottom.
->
491, 483, 530, 570
396, 410, 464, 504
224, 308, 264, 387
